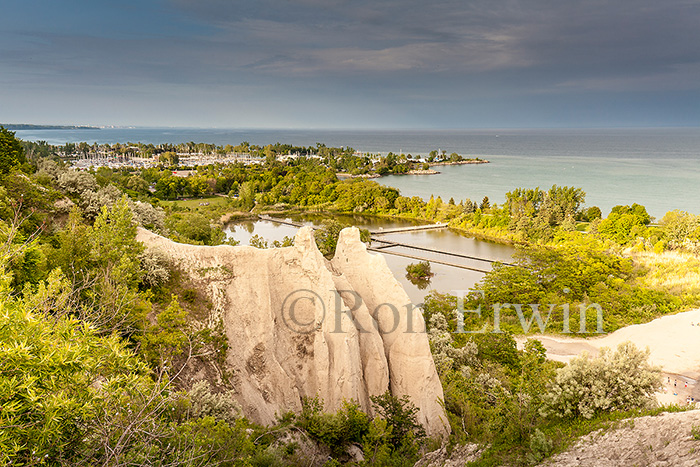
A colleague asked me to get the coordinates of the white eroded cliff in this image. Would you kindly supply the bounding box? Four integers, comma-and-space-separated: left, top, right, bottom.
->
137, 226, 449, 439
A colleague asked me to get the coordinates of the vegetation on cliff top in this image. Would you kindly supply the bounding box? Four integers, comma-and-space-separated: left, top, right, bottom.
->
2, 130, 699, 465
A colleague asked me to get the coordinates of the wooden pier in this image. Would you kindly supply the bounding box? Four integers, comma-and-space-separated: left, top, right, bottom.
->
366, 247, 491, 273
258, 215, 306, 228
368, 223, 449, 234
370, 237, 515, 267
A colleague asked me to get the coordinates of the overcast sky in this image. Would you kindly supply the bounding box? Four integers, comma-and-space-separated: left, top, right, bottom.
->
1, 0, 699, 128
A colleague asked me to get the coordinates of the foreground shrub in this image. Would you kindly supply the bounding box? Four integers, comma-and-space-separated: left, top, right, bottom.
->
297, 397, 370, 455
541, 341, 660, 419
0, 288, 151, 464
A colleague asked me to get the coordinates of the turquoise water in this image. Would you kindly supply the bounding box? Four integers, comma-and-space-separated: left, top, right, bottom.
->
16, 127, 700, 218
380, 152, 700, 219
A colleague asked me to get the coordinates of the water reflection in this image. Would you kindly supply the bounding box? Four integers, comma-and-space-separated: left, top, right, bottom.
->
224, 214, 516, 304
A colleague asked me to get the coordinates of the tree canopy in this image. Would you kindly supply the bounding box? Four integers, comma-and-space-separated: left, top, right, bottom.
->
0, 127, 27, 174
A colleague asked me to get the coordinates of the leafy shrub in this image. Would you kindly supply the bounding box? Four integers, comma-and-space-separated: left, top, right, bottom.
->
185, 380, 241, 425
297, 396, 370, 455
0, 290, 151, 465
405, 261, 433, 280
370, 391, 426, 452
139, 249, 170, 288
141, 295, 189, 366
541, 342, 660, 419
527, 428, 553, 463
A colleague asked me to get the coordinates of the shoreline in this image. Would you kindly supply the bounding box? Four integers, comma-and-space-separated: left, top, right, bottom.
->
251, 203, 524, 247
335, 159, 488, 179
428, 159, 489, 166
335, 173, 381, 179
405, 169, 440, 175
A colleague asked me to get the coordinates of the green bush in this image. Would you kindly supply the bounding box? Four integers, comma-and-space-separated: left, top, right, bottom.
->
527, 428, 553, 463
405, 261, 432, 280
541, 342, 661, 419
297, 396, 370, 455
0, 288, 151, 465
370, 391, 426, 453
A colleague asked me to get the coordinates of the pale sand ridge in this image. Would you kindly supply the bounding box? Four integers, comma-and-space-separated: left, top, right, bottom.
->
518, 307, 700, 405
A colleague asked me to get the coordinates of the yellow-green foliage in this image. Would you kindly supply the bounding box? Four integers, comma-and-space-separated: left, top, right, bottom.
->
474, 241, 682, 333
660, 210, 700, 248
141, 295, 189, 366
0, 290, 151, 465
632, 249, 700, 296
597, 204, 651, 245
47, 200, 152, 338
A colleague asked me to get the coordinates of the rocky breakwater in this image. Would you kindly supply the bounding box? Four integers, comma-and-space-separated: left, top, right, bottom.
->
137, 226, 450, 439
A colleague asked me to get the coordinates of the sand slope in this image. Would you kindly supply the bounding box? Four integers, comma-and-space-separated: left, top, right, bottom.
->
541, 410, 700, 466
519, 308, 700, 405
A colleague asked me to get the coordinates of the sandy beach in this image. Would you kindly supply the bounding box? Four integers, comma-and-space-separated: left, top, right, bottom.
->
517, 307, 700, 406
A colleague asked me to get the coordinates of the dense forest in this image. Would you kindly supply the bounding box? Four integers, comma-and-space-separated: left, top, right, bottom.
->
2, 127, 699, 465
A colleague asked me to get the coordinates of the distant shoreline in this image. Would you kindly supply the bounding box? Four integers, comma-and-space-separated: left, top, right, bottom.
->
405, 169, 440, 175
428, 159, 489, 167
2, 123, 99, 130
335, 160, 489, 179
336, 173, 381, 179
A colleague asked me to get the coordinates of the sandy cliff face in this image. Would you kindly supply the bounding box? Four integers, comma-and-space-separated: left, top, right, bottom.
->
137, 226, 449, 439
540, 410, 700, 466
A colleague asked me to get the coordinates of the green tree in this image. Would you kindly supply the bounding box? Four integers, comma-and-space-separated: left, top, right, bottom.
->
0, 284, 153, 465
141, 295, 189, 366
480, 196, 491, 211
598, 204, 651, 244
91, 197, 144, 288
314, 219, 344, 257
0, 127, 27, 174
170, 212, 218, 245
158, 151, 179, 166
49, 200, 149, 337
237, 181, 256, 211
370, 391, 426, 453
660, 210, 700, 247
582, 206, 602, 221
405, 261, 433, 280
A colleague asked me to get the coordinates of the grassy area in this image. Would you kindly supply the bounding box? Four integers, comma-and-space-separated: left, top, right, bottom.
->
159, 195, 229, 210
632, 250, 700, 296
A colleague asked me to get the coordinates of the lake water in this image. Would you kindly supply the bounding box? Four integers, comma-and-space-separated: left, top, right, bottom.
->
16, 127, 700, 218
19, 126, 695, 299
224, 214, 515, 304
